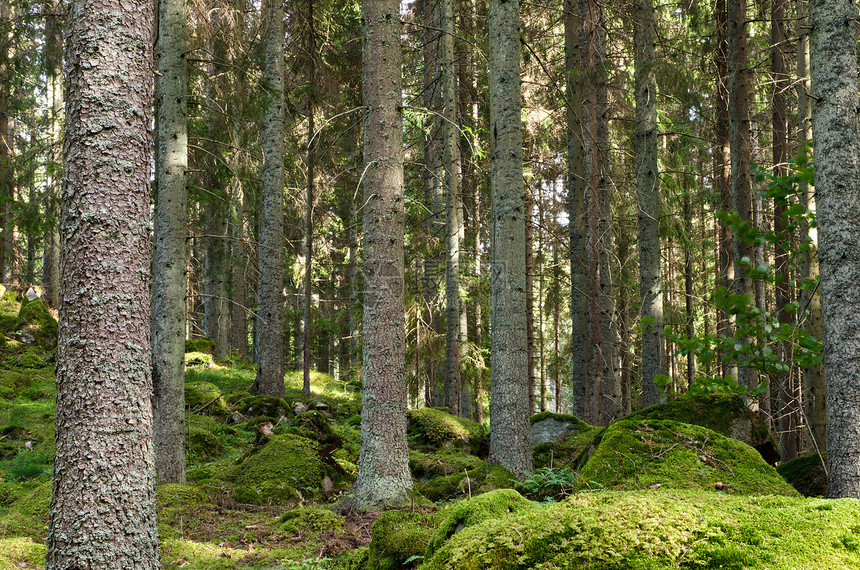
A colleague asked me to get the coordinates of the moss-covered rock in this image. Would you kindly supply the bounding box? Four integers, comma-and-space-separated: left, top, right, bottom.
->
233, 394, 292, 420
187, 414, 225, 459
625, 393, 779, 463
185, 337, 215, 354
366, 510, 439, 570
529, 412, 592, 446
233, 434, 324, 505
426, 489, 535, 559
778, 454, 827, 497
409, 450, 484, 481
185, 381, 228, 416
407, 408, 487, 455
575, 419, 797, 495
13, 298, 57, 348
279, 507, 345, 536
424, 489, 860, 570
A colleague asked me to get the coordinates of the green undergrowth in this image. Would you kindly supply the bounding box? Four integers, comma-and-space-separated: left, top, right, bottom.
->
422, 489, 860, 570
779, 453, 827, 497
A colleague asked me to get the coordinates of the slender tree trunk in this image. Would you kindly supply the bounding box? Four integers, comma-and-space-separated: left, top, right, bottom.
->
715, 0, 736, 382
229, 123, 249, 360
487, 0, 532, 477
525, 189, 536, 413
538, 195, 546, 412
42, 0, 63, 309
728, 0, 756, 388
635, 0, 663, 407
303, 0, 316, 397
797, 0, 825, 455
47, 0, 160, 561
349, 0, 413, 509
566, 0, 589, 420
254, 0, 286, 398
684, 188, 695, 383
443, 0, 462, 416
810, 0, 860, 498
152, 0, 189, 485
0, 2, 10, 285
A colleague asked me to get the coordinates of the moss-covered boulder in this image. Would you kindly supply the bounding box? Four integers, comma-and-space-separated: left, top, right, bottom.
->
409, 450, 484, 481
185, 337, 215, 354
529, 411, 592, 446
406, 408, 487, 455
13, 298, 57, 348
187, 414, 225, 458
233, 394, 292, 420
185, 381, 228, 416
233, 434, 324, 505
425, 489, 535, 559
778, 454, 827, 497
366, 510, 439, 570
415, 463, 515, 502
625, 393, 778, 463
575, 419, 797, 495
279, 507, 345, 536
532, 425, 605, 472
424, 490, 860, 570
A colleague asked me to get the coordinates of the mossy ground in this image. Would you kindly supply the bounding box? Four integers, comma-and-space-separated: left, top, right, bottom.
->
0, 291, 852, 569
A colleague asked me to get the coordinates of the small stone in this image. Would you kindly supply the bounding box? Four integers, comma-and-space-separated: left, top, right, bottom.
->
293, 402, 309, 415
26, 288, 40, 302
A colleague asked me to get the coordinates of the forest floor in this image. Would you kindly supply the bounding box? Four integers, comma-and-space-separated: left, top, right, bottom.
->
0, 289, 852, 569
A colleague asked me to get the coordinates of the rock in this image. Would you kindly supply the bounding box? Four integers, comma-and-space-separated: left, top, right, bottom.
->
14, 298, 57, 348
25, 288, 39, 302
232, 434, 325, 506
406, 407, 488, 456
529, 412, 591, 446
293, 402, 309, 415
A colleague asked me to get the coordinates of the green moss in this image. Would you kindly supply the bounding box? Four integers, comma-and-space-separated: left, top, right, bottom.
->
424, 490, 860, 570
187, 414, 225, 458
185, 381, 228, 416
279, 507, 345, 536
478, 464, 517, 493
530, 411, 590, 427
233, 434, 324, 505
366, 510, 439, 570
157, 484, 211, 540
14, 298, 57, 347
0, 537, 46, 567
778, 454, 827, 497
331, 546, 369, 569
160, 538, 242, 569
407, 408, 488, 454
409, 450, 484, 480
426, 489, 535, 558
532, 426, 605, 471
574, 420, 796, 496
0, 481, 51, 540
185, 351, 214, 367
233, 394, 292, 420
185, 337, 215, 354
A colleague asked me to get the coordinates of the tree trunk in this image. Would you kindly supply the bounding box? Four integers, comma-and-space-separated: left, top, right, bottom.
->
0, 2, 10, 285
797, 0, 825, 455
487, 0, 532, 477
254, 0, 286, 398
303, 0, 316, 397
810, 0, 860, 498
47, 0, 160, 562
443, 0, 462, 416
526, 189, 536, 413
152, 0, 189, 485
566, 0, 589, 420
229, 121, 249, 360
635, 0, 663, 407
42, 0, 63, 309
728, 0, 756, 388
348, 0, 413, 509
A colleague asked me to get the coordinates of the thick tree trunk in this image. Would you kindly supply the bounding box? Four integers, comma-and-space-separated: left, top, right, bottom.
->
566, 0, 589, 420
254, 0, 286, 398
42, 0, 63, 309
47, 0, 160, 562
349, 0, 413, 509
152, 0, 189, 485
810, 0, 860, 498
635, 0, 663, 408
487, 0, 532, 478
728, 0, 756, 388
443, 0, 462, 416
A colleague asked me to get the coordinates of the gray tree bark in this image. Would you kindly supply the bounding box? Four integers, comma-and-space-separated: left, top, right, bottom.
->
47, 0, 160, 562
303, 0, 316, 397
487, 0, 532, 478
348, 0, 413, 509
634, 0, 663, 408
152, 0, 189, 485
42, 0, 63, 309
443, 0, 462, 416
254, 0, 286, 398
810, 0, 860, 498
566, 0, 589, 420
